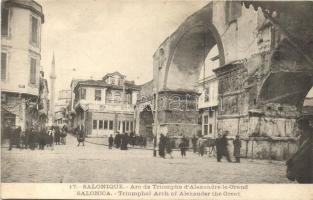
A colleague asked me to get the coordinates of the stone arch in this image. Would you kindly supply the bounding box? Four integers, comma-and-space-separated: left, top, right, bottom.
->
161, 3, 225, 91
138, 104, 154, 140
257, 39, 313, 111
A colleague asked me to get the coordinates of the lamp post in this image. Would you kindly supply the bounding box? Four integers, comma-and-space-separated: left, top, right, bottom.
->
153, 59, 163, 157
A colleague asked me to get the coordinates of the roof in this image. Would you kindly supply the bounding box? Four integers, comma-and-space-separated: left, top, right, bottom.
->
3, 0, 45, 23
74, 79, 141, 92
102, 71, 126, 80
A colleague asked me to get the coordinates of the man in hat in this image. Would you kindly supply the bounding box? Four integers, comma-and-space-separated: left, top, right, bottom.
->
286, 117, 312, 183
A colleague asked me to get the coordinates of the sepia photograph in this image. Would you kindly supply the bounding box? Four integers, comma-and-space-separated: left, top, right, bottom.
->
1, 0, 313, 199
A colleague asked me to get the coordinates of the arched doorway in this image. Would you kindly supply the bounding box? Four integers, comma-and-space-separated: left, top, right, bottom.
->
139, 105, 154, 141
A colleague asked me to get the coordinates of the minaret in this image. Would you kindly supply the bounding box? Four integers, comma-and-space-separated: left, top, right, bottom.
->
49, 53, 56, 124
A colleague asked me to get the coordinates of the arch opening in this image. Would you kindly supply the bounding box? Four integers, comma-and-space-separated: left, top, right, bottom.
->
138, 105, 154, 141
164, 23, 225, 91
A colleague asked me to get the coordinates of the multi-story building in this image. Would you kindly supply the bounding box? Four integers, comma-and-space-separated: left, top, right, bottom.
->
1, 0, 44, 132
197, 47, 219, 138
73, 72, 140, 137
54, 89, 71, 127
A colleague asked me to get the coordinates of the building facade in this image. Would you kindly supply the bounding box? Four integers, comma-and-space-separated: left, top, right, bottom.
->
1, 0, 44, 132
54, 89, 71, 127
73, 72, 140, 137
148, 1, 313, 159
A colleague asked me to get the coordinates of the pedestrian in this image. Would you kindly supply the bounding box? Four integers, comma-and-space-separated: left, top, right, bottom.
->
77, 127, 85, 146
108, 134, 114, 149
8, 125, 15, 151
48, 128, 54, 148
191, 135, 197, 153
121, 133, 129, 150
165, 136, 173, 159
15, 126, 21, 149
198, 136, 206, 157
233, 135, 241, 163
54, 127, 60, 145
286, 118, 313, 183
38, 128, 46, 150
28, 127, 36, 150
179, 137, 187, 158
215, 134, 222, 162
114, 132, 121, 148
158, 134, 166, 158
219, 131, 231, 162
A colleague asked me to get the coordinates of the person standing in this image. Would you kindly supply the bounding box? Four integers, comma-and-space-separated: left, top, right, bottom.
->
38, 128, 46, 150
191, 135, 197, 153
77, 127, 85, 146
108, 134, 114, 149
216, 134, 222, 162
165, 136, 173, 159
220, 131, 231, 162
8, 125, 15, 151
179, 137, 187, 158
198, 136, 206, 157
121, 133, 129, 150
233, 135, 241, 163
114, 132, 121, 149
158, 134, 166, 158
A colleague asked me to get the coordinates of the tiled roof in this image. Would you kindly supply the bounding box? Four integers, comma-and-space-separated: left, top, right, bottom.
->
74, 79, 140, 92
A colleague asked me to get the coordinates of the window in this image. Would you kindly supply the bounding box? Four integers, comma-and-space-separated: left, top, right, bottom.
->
31, 16, 39, 44
225, 1, 242, 24
80, 88, 86, 100
114, 93, 121, 103
104, 120, 108, 129
220, 97, 224, 111
93, 120, 97, 129
118, 121, 121, 130
209, 124, 213, 134
111, 78, 115, 85
95, 89, 101, 101
1, 8, 9, 36
30, 58, 37, 84
209, 110, 214, 118
204, 116, 208, 124
126, 121, 129, 131
118, 79, 123, 86
204, 125, 208, 135
130, 122, 133, 132
109, 120, 113, 130
204, 88, 210, 102
1, 53, 7, 80
81, 112, 84, 120
99, 120, 103, 129
122, 121, 126, 132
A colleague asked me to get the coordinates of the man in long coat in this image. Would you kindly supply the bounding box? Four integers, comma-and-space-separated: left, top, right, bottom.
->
158, 134, 166, 158
233, 135, 241, 163
287, 118, 313, 183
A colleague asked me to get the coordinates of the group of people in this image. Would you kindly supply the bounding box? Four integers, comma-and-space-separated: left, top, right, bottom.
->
158, 134, 188, 158
155, 132, 242, 162
216, 132, 241, 163
6, 125, 68, 151
107, 132, 147, 150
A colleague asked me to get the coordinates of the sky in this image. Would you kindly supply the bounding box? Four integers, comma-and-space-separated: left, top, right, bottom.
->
38, 0, 210, 99
38, 0, 313, 99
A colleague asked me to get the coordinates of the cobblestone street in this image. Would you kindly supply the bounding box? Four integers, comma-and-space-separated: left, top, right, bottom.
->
1, 135, 292, 183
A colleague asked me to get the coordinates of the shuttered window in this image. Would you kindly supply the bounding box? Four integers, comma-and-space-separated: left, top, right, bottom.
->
1, 8, 9, 36
1, 53, 7, 80
30, 58, 36, 84
31, 16, 38, 44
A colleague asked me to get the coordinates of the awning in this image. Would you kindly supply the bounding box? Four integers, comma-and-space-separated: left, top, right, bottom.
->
74, 103, 88, 112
